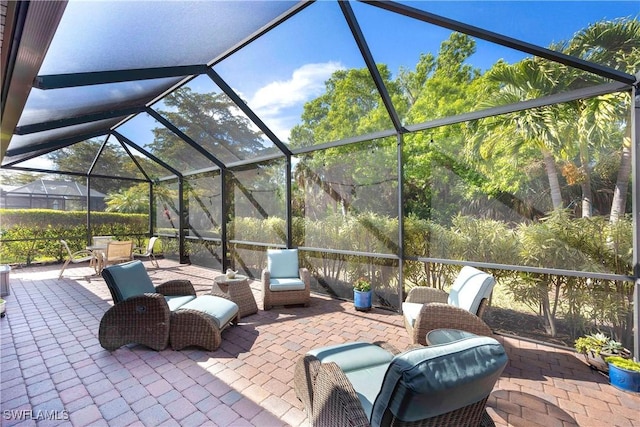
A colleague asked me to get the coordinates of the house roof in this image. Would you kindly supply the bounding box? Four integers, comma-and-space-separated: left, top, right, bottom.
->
4, 179, 106, 198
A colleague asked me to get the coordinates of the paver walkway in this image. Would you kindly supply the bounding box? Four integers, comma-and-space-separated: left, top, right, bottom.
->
1, 260, 638, 426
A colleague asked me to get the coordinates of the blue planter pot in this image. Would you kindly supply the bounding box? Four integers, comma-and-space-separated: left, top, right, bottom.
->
608, 363, 640, 393
354, 290, 372, 311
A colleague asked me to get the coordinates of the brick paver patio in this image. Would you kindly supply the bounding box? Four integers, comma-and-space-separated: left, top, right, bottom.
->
1, 260, 638, 426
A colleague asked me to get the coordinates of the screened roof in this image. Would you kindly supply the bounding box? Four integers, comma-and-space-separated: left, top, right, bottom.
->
1, 0, 638, 177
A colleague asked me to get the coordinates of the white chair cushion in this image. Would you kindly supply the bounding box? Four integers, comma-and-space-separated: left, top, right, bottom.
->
447, 266, 495, 314
268, 249, 299, 278
402, 302, 423, 328
269, 278, 306, 291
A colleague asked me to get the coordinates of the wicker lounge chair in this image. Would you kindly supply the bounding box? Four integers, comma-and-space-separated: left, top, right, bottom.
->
100, 260, 238, 351
294, 336, 507, 427
402, 266, 495, 345
261, 249, 310, 310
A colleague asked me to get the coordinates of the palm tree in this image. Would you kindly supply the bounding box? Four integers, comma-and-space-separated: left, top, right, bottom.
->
564, 19, 640, 223
474, 58, 566, 211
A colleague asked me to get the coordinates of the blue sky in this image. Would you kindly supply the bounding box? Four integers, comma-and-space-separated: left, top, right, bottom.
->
22, 0, 640, 170
213, 0, 640, 143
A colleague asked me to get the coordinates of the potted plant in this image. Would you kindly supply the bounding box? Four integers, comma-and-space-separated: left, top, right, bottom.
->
605, 356, 640, 393
574, 332, 631, 373
353, 277, 372, 311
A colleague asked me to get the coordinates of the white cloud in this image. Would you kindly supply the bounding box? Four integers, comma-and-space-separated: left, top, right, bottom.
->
248, 61, 344, 142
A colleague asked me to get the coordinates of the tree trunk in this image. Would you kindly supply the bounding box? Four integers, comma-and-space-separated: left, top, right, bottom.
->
542, 149, 563, 210
579, 142, 592, 218
609, 142, 631, 224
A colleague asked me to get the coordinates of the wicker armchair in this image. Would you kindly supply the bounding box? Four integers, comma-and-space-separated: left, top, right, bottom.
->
261, 249, 310, 310
100, 260, 238, 351
403, 266, 495, 345
294, 336, 507, 427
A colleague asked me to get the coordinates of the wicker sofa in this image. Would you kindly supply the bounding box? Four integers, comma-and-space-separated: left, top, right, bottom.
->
100, 260, 238, 351
294, 336, 508, 427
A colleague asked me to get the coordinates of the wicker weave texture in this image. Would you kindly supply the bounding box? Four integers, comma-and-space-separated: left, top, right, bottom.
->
169, 308, 223, 351
212, 276, 258, 319
408, 303, 493, 345
261, 268, 311, 310
156, 279, 197, 297
98, 293, 170, 351
295, 341, 497, 427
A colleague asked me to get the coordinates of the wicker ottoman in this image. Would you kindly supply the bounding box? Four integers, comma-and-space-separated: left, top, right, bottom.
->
169, 295, 239, 351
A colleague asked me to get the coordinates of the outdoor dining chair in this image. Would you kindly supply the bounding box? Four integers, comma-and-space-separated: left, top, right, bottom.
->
133, 236, 160, 268
100, 240, 134, 271
59, 239, 98, 279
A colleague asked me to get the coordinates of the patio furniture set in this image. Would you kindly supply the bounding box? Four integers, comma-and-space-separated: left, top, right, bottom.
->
91, 245, 499, 426
59, 236, 160, 279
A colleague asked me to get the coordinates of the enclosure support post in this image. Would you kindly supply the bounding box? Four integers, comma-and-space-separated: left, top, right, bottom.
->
178, 178, 188, 264
286, 155, 293, 249
397, 133, 404, 314
221, 170, 229, 271
148, 182, 154, 237
86, 176, 92, 245
633, 84, 640, 360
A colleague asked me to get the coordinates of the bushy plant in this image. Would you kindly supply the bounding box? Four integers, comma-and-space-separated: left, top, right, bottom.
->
353, 277, 371, 292
605, 356, 640, 372
574, 332, 630, 357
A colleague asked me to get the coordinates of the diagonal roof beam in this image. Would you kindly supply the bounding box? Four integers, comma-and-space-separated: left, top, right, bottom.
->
364, 0, 637, 85
112, 131, 182, 178
145, 107, 226, 170
14, 106, 147, 135
4, 129, 107, 158
33, 64, 210, 90
206, 69, 292, 156
1, 1, 67, 162
339, 1, 403, 133
115, 136, 153, 182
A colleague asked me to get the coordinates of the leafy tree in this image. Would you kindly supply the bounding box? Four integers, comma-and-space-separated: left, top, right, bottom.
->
151, 87, 266, 170
105, 183, 149, 213
46, 139, 133, 195
290, 65, 401, 219
473, 58, 567, 212
0, 170, 43, 186
402, 32, 493, 221
564, 18, 640, 223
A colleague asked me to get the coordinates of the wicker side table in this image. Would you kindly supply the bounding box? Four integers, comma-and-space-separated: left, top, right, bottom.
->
212, 274, 258, 320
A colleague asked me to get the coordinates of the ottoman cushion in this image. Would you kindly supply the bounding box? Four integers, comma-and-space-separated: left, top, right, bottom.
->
178, 295, 238, 329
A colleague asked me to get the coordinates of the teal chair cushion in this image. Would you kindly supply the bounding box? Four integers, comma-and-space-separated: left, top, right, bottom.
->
308, 342, 394, 373
308, 342, 395, 419
165, 295, 197, 311
370, 336, 508, 425
269, 278, 306, 291
177, 295, 239, 329
102, 260, 156, 303
447, 266, 495, 314
267, 249, 300, 279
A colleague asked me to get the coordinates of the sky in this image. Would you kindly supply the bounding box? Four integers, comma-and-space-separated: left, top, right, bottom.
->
18, 0, 640, 171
